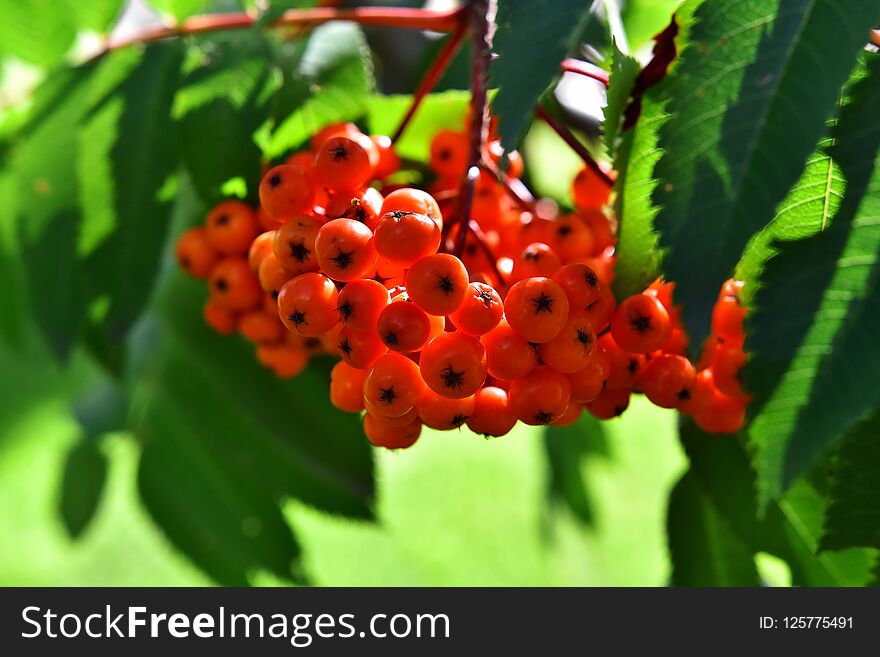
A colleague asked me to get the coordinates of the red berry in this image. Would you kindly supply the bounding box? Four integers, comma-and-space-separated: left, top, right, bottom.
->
419, 332, 487, 399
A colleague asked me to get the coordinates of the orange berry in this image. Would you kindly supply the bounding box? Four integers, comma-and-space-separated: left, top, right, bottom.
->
482, 319, 538, 381
585, 386, 630, 420
329, 361, 367, 413
448, 282, 503, 336
337, 326, 388, 369
551, 214, 594, 262
405, 254, 470, 316
313, 135, 374, 193
711, 345, 747, 398
429, 129, 468, 180
176, 227, 218, 278
276, 273, 339, 337
374, 211, 441, 267
579, 209, 615, 254
508, 366, 572, 425
504, 277, 570, 343
466, 386, 516, 437
363, 352, 426, 418
203, 299, 237, 335
380, 188, 442, 228
551, 402, 582, 427
417, 388, 476, 430
510, 242, 562, 282
537, 311, 596, 374
209, 258, 262, 312
273, 215, 322, 275
259, 164, 317, 218
419, 332, 488, 399
205, 201, 259, 256
568, 347, 611, 403
257, 343, 309, 378
370, 134, 400, 179
572, 164, 611, 210
336, 278, 390, 332
610, 293, 671, 354
377, 294, 443, 353
257, 252, 294, 299
639, 353, 696, 409
248, 231, 275, 272
311, 122, 360, 151
238, 309, 284, 344
712, 295, 746, 345
325, 186, 384, 231
363, 413, 421, 449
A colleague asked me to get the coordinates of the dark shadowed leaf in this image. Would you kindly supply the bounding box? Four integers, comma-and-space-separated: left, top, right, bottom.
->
59, 438, 108, 539
651, 0, 880, 351
490, 0, 593, 151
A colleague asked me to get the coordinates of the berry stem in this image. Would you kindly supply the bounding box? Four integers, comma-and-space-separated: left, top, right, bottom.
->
391, 22, 469, 144
91, 6, 464, 59
453, 0, 496, 259
561, 58, 610, 87
535, 105, 614, 188
479, 159, 536, 213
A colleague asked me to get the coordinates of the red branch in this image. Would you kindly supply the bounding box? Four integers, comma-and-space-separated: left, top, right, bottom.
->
93, 6, 463, 58
535, 105, 613, 188
391, 23, 468, 143
561, 58, 610, 86
454, 0, 496, 259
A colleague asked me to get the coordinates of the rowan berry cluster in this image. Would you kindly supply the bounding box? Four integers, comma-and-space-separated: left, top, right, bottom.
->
176, 118, 748, 449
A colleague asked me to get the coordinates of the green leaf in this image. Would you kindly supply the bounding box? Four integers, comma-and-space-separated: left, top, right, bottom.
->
678, 422, 875, 585
602, 40, 639, 161
262, 22, 374, 159
132, 266, 375, 580
490, 0, 593, 150
0, 0, 76, 67
367, 91, 471, 163
148, 0, 210, 21
81, 43, 184, 345
651, 0, 880, 351
667, 471, 760, 586
820, 413, 880, 551
542, 413, 610, 524
747, 55, 880, 504
58, 438, 108, 539
175, 32, 275, 203
65, 0, 124, 33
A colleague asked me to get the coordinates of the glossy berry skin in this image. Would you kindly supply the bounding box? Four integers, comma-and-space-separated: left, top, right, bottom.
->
582, 283, 617, 332
600, 333, 643, 392
417, 388, 476, 430
257, 343, 309, 378
336, 279, 390, 333
273, 215, 322, 275
538, 311, 596, 374
552, 263, 602, 311
329, 361, 366, 413
363, 413, 421, 449
209, 258, 263, 312
380, 188, 443, 227
579, 209, 615, 255
639, 353, 696, 409
551, 402, 582, 427
568, 348, 611, 403
504, 277, 570, 343
374, 211, 441, 267
712, 295, 746, 345
683, 369, 746, 434
585, 386, 630, 420
315, 218, 378, 282
481, 320, 538, 381
277, 273, 339, 337
248, 231, 275, 272
311, 122, 360, 151
203, 299, 237, 335
313, 135, 374, 193
448, 282, 503, 336
205, 201, 259, 256
610, 293, 671, 354
510, 242, 562, 282
429, 129, 468, 180
176, 227, 218, 279
376, 295, 442, 353
337, 326, 388, 369
363, 352, 426, 418
419, 332, 488, 399
466, 386, 516, 437
405, 254, 469, 316
259, 164, 317, 218
711, 345, 747, 398
257, 252, 294, 299
508, 366, 572, 426
572, 164, 611, 211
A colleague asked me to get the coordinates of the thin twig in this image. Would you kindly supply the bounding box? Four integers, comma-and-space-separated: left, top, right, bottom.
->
468, 220, 506, 287
478, 159, 536, 213
391, 23, 468, 143
454, 0, 496, 258
561, 58, 610, 87
535, 105, 613, 188
91, 6, 464, 59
